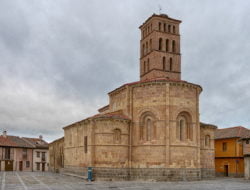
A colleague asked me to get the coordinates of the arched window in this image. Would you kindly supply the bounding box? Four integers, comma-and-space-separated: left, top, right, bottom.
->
176, 112, 192, 141
173, 26, 176, 34
205, 135, 210, 147
164, 23, 166, 32
169, 58, 173, 71
172, 40, 176, 52
165, 39, 169, 52
139, 112, 156, 141
162, 57, 166, 71
113, 129, 121, 144
159, 38, 162, 50
147, 58, 150, 71
158, 22, 161, 31
149, 39, 152, 51
146, 119, 152, 141
168, 25, 171, 32
179, 119, 185, 141
146, 42, 148, 54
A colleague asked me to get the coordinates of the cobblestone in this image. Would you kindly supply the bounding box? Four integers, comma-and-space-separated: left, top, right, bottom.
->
0, 172, 250, 190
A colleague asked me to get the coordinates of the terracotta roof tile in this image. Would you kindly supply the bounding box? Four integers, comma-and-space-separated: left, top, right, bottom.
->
22, 137, 48, 149
91, 113, 131, 121
0, 135, 33, 148
215, 126, 250, 139
108, 78, 202, 95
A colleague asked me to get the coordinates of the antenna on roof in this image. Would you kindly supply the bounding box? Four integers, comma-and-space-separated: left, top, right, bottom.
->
158, 5, 162, 14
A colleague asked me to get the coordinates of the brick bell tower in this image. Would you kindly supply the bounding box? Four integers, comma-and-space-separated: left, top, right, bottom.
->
139, 14, 182, 81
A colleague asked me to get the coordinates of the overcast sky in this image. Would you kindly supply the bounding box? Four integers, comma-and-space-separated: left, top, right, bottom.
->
0, 0, 250, 142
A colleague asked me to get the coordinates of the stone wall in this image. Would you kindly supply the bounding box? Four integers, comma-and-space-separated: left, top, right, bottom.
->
49, 137, 64, 172
62, 166, 203, 181
244, 156, 250, 180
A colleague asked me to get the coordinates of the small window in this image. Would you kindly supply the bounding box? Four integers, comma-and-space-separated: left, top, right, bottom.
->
26, 161, 30, 168
223, 142, 227, 152
159, 38, 162, 50
146, 42, 148, 54
164, 23, 166, 32
246, 140, 249, 144
179, 119, 185, 141
36, 163, 40, 170
84, 136, 88, 153
173, 26, 176, 33
42, 152, 46, 161
158, 22, 161, 31
146, 118, 152, 141
165, 39, 169, 52
114, 129, 121, 144
170, 58, 173, 71
149, 39, 152, 51
37, 152, 40, 158
147, 58, 150, 71
23, 148, 27, 159
5, 148, 11, 160
172, 40, 176, 52
168, 25, 171, 32
144, 61, 146, 73
205, 135, 210, 147
162, 57, 166, 71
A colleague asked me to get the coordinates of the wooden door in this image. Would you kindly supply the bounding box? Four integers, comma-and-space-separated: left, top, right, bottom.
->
19, 161, 23, 171
42, 163, 45, 171
224, 165, 229, 177
5, 160, 13, 171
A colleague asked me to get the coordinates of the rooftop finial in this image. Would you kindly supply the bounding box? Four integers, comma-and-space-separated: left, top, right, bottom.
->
158, 4, 162, 14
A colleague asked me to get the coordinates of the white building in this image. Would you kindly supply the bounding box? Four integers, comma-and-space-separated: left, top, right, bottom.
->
23, 136, 49, 171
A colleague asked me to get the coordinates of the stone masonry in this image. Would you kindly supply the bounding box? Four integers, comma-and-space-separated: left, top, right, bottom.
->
51, 13, 217, 181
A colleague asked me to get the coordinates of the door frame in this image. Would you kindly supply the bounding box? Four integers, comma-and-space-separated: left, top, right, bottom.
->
224, 165, 229, 177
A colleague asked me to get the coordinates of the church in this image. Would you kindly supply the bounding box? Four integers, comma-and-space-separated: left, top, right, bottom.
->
58, 14, 217, 181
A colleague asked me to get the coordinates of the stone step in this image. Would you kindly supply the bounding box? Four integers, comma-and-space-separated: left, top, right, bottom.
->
61, 172, 88, 180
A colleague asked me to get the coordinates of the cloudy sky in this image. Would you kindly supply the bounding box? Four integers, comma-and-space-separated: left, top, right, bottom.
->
0, 0, 250, 142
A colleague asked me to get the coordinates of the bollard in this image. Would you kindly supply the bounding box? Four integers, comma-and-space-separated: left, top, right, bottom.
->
87, 167, 93, 181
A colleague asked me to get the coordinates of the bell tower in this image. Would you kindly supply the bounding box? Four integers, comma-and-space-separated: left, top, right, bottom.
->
139, 14, 182, 81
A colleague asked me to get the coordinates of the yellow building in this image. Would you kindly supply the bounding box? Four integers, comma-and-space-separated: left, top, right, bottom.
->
215, 126, 249, 177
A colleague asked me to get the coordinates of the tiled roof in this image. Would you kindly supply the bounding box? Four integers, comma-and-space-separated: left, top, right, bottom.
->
63, 112, 131, 129
241, 130, 250, 139
91, 113, 130, 121
139, 13, 182, 28
0, 135, 34, 148
200, 122, 217, 129
108, 78, 202, 95
215, 126, 250, 140
49, 137, 64, 145
22, 137, 48, 149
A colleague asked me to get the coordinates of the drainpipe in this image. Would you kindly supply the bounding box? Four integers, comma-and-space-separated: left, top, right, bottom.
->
32, 149, 33, 172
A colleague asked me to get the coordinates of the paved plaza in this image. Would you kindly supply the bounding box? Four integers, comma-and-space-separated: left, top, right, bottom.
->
0, 172, 250, 190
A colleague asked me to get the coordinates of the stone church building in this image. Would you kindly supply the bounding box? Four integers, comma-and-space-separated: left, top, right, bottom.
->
59, 14, 217, 181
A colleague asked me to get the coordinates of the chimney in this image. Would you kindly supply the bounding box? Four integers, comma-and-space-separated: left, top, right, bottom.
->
3, 130, 7, 138
39, 135, 43, 140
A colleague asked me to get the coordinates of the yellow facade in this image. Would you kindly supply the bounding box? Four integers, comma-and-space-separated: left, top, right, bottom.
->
215, 138, 244, 177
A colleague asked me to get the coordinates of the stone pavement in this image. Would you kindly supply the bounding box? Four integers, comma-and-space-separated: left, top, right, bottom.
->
0, 172, 250, 190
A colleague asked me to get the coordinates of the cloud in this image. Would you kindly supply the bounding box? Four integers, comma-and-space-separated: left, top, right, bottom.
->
0, 0, 250, 142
